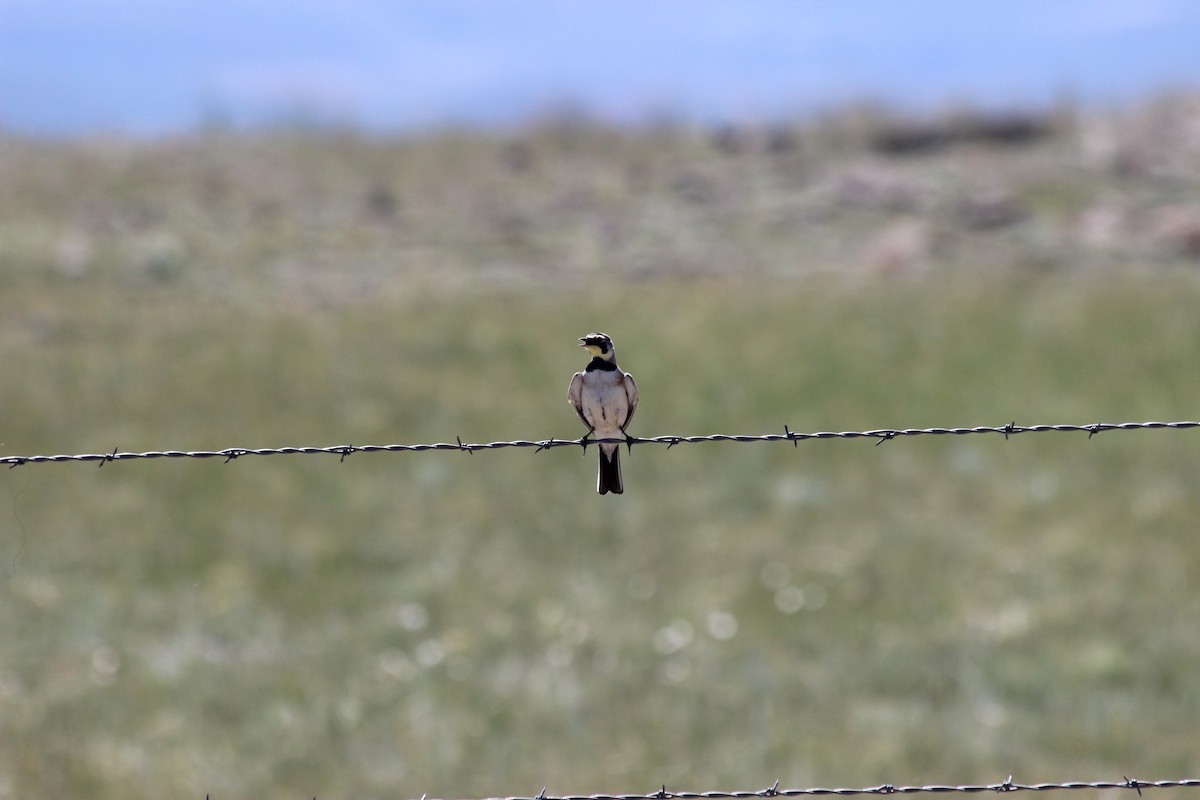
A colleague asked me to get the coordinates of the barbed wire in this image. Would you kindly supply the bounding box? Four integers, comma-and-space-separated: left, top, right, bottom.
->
417, 777, 1200, 800
3, 419, 1199, 469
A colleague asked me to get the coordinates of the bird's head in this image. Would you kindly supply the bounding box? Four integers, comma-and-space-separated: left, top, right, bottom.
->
579, 332, 615, 360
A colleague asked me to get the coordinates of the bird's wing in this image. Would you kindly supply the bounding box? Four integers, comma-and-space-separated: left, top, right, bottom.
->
567, 371, 591, 427
620, 371, 638, 430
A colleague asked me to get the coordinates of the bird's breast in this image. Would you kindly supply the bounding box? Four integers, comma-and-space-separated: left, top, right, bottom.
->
580, 372, 629, 432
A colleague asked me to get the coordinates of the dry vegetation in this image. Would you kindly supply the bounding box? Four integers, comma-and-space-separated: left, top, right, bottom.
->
3, 94, 1200, 305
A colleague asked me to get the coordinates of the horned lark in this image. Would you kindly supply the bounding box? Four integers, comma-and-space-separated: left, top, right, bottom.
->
568, 332, 639, 495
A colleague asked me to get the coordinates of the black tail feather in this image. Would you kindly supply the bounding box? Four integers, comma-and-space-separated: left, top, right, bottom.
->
598, 447, 622, 495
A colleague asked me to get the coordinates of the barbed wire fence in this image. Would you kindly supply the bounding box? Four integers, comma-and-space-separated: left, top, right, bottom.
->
415, 777, 1200, 800
14, 427, 1200, 800
3, 419, 1199, 468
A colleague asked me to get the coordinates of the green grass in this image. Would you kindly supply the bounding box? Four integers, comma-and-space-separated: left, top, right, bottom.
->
3, 100, 1200, 795
4, 274, 1200, 798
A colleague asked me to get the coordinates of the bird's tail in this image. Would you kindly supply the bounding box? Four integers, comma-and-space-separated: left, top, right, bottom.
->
598, 446, 623, 495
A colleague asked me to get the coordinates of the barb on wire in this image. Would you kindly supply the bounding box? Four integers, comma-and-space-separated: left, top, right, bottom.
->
413, 777, 1200, 800
2, 420, 1199, 469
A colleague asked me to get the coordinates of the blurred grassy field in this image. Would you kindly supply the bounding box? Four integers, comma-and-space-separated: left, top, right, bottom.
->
3, 99, 1200, 799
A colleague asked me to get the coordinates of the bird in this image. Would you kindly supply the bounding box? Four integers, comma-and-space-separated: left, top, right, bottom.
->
567, 332, 639, 495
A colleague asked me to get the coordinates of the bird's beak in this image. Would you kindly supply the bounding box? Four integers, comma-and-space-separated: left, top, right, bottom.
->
578, 339, 587, 346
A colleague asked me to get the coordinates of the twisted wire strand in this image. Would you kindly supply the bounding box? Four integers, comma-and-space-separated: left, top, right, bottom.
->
418, 777, 1200, 800
3, 420, 1199, 468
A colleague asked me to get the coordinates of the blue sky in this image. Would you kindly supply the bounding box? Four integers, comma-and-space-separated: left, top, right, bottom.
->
3, 0, 1200, 135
